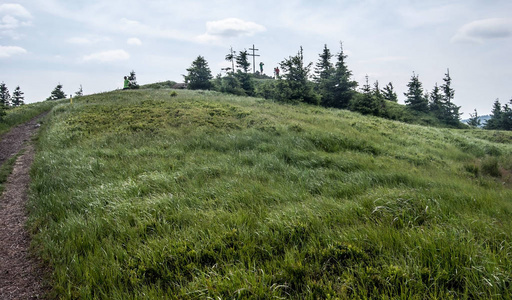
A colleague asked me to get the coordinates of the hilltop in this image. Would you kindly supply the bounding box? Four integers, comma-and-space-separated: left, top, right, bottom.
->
28, 88, 512, 299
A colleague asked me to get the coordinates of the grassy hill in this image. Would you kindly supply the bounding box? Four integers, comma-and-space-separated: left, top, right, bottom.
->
28, 89, 512, 299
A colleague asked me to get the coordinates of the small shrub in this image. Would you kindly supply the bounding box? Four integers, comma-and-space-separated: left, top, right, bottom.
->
170, 91, 177, 97
481, 157, 501, 177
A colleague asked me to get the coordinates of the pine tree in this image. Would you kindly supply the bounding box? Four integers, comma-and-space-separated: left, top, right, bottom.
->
439, 69, 461, 125
128, 70, 139, 89
184, 55, 213, 90
11, 86, 24, 106
279, 46, 319, 105
314, 44, 333, 83
467, 109, 481, 127
429, 83, 443, 116
350, 75, 380, 115
326, 42, 357, 108
225, 47, 235, 73
0, 82, 11, 107
313, 44, 334, 106
485, 99, 503, 130
236, 50, 251, 73
382, 82, 398, 102
373, 80, 386, 112
47, 84, 66, 100
75, 85, 83, 97
404, 72, 428, 112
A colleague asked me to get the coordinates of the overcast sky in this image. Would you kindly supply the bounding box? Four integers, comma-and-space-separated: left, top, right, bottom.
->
1, 0, 511, 117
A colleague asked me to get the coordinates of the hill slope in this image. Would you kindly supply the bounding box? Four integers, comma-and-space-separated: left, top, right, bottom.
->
29, 89, 512, 299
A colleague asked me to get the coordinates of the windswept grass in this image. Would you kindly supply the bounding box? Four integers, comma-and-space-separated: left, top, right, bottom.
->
29, 89, 512, 299
0, 100, 62, 136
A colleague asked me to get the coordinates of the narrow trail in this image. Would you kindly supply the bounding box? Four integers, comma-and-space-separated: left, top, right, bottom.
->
0, 113, 49, 299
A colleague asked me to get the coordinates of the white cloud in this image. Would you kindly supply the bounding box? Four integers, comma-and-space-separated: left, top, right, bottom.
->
83, 49, 130, 62
452, 18, 512, 43
118, 18, 186, 41
67, 36, 111, 45
0, 3, 32, 30
127, 37, 142, 46
0, 45, 27, 57
197, 18, 266, 43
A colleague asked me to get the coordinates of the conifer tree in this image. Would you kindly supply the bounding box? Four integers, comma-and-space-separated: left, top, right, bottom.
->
47, 84, 66, 100
350, 75, 380, 115
440, 69, 461, 125
467, 109, 481, 127
382, 82, 398, 102
11, 86, 24, 106
314, 44, 333, 83
279, 46, 318, 105
0, 82, 11, 107
327, 42, 357, 108
128, 70, 139, 89
485, 99, 503, 130
75, 85, 83, 97
184, 55, 213, 90
236, 50, 251, 73
404, 72, 428, 112
429, 83, 443, 116
314, 44, 334, 106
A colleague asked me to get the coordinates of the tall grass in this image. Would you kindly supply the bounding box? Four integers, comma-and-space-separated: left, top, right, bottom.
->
29, 89, 512, 299
0, 100, 62, 136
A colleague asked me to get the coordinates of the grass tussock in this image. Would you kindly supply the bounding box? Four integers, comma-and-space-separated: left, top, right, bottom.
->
29, 89, 512, 299
0, 100, 61, 136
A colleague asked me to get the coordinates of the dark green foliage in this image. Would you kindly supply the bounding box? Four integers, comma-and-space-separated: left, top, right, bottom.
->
350, 75, 382, 116
74, 85, 83, 97
127, 70, 140, 89
46, 84, 66, 101
382, 82, 398, 102
236, 50, 250, 73
140, 81, 177, 89
439, 69, 461, 125
485, 99, 512, 130
404, 72, 428, 112
467, 109, 481, 128
184, 56, 213, 90
0, 82, 11, 107
11, 86, 24, 106
279, 46, 319, 105
429, 83, 443, 117
324, 43, 357, 108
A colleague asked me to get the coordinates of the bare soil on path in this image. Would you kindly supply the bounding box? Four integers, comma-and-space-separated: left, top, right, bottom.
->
0, 113, 49, 299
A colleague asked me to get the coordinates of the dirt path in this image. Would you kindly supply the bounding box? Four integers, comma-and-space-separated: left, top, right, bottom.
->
0, 113, 49, 299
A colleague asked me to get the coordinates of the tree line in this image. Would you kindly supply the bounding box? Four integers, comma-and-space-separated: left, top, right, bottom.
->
184, 43, 463, 128
0, 82, 25, 121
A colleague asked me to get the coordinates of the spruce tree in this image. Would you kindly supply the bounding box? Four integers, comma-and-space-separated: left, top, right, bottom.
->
236, 50, 251, 73
350, 75, 380, 115
382, 82, 398, 102
184, 55, 213, 90
47, 84, 66, 100
429, 83, 443, 117
314, 44, 333, 83
279, 46, 319, 105
404, 72, 428, 112
128, 70, 139, 89
467, 109, 481, 127
11, 86, 24, 106
440, 69, 461, 125
0, 82, 11, 107
485, 99, 503, 130
327, 42, 357, 108
75, 85, 83, 97
314, 44, 334, 106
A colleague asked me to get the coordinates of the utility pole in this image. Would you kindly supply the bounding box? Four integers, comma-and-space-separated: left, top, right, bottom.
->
248, 44, 260, 74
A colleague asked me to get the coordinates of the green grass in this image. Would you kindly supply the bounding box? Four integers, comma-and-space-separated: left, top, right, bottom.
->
29, 89, 512, 299
0, 152, 21, 195
0, 100, 62, 136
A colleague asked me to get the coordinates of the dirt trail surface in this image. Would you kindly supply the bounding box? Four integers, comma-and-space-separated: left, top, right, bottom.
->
0, 114, 49, 299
